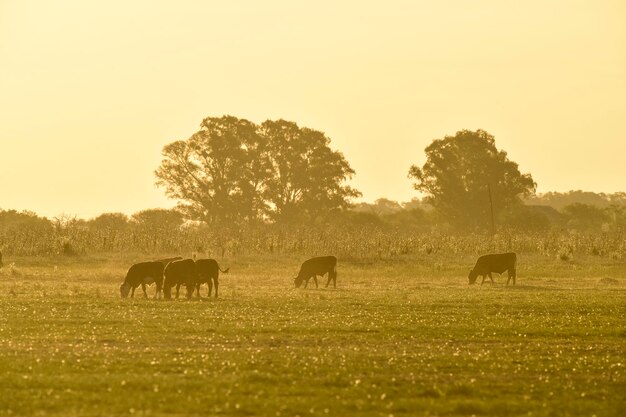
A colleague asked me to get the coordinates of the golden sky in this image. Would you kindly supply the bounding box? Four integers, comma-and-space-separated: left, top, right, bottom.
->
1, 1, 625, 219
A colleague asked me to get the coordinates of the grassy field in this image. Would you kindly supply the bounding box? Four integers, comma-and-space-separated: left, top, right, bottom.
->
0, 253, 624, 416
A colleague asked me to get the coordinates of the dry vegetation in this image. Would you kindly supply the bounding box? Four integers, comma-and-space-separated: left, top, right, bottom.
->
2, 223, 625, 261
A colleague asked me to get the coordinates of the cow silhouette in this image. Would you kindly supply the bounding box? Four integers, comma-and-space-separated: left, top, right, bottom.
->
468, 253, 517, 285
294, 256, 337, 288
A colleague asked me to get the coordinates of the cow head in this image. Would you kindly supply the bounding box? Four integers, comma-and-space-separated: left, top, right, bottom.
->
119, 282, 131, 298
294, 276, 304, 288
468, 269, 478, 285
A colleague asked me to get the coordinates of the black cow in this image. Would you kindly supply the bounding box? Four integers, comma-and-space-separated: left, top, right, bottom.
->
294, 256, 337, 288
163, 258, 197, 299
155, 256, 183, 267
120, 261, 165, 298
468, 252, 517, 285
194, 259, 229, 298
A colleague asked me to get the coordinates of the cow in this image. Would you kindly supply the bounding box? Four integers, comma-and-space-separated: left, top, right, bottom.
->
294, 256, 337, 289
468, 252, 517, 285
119, 261, 165, 298
194, 259, 229, 298
163, 258, 197, 299
155, 256, 183, 268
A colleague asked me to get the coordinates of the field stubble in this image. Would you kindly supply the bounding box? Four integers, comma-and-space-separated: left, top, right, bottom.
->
0, 253, 624, 416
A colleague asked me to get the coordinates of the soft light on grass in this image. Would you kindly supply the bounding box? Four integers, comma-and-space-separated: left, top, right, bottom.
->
0, 254, 624, 416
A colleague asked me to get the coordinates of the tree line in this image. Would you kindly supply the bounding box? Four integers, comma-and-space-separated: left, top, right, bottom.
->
0, 191, 623, 245
1, 208, 624, 260
154, 116, 626, 232
2, 116, 624, 237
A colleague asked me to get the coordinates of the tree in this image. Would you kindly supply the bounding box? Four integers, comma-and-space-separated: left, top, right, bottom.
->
0, 210, 53, 233
155, 115, 271, 225
408, 129, 536, 230
526, 190, 612, 210
500, 205, 552, 231
156, 116, 360, 225
88, 213, 129, 231
260, 119, 361, 222
562, 203, 609, 231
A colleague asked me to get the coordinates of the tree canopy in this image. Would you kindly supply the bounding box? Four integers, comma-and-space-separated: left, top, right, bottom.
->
88, 213, 129, 231
155, 115, 360, 225
260, 119, 360, 222
408, 129, 536, 230
155, 116, 269, 224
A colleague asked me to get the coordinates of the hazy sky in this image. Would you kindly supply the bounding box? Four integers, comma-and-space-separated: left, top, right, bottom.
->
1, 1, 625, 219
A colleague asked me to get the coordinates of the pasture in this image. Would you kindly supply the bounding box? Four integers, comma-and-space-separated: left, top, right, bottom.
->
0, 254, 624, 416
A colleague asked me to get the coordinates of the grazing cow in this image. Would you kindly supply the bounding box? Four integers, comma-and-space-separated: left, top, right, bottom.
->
155, 256, 183, 267
163, 258, 197, 299
294, 256, 337, 289
468, 252, 517, 285
119, 261, 165, 298
195, 259, 229, 298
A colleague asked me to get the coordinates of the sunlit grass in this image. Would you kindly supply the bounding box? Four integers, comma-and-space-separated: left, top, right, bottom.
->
0, 254, 624, 416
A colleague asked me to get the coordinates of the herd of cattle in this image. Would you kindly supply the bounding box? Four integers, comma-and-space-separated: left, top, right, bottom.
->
118, 252, 517, 299
0, 248, 517, 297
0, 250, 517, 298
120, 257, 230, 299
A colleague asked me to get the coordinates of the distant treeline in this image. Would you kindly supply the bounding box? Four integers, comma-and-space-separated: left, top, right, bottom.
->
525, 190, 626, 210
1, 193, 624, 259
354, 191, 626, 232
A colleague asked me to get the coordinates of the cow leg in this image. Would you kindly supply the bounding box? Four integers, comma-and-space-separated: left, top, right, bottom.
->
304, 278, 309, 289
185, 284, 193, 299
509, 268, 517, 285
175, 284, 181, 299
480, 275, 486, 285
326, 270, 337, 288
488, 273, 494, 284
313, 275, 319, 288
141, 283, 148, 299
207, 279, 213, 297
213, 277, 219, 298
131, 286, 136, 298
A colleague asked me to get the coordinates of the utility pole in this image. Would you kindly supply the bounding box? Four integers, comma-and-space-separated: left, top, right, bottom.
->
487, 182, 496, 236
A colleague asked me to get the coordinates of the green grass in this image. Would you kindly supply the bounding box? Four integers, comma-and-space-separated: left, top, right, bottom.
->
0, 254, 624, 416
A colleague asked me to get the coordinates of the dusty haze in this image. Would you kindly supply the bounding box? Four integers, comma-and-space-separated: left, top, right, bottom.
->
1, 0, 625, 218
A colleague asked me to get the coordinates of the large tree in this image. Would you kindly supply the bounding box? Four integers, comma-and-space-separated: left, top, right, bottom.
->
156, 116, 359, 225
260, 119, 361, 222
155, 115, 271, 225
408, 129, 536, 230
